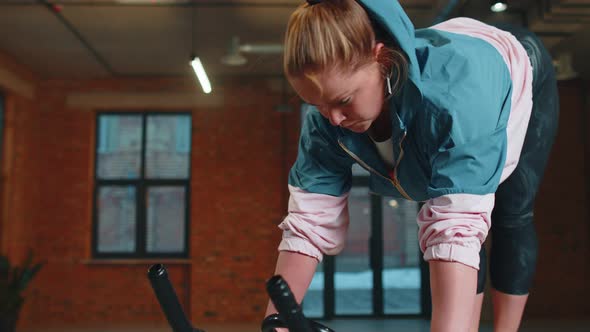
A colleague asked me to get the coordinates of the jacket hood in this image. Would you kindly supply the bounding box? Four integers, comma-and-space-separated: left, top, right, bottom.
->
357, 0, 422, 93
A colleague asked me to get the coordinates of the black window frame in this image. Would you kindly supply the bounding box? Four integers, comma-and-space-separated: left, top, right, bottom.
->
91, 111, 192, 259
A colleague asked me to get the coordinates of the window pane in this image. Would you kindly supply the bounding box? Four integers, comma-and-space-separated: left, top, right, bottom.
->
383, 198, 421, 314
97, 186, 136, 253
145, 115, 191, 179
335, 186, 372, 315
97, 115, 142, 179
146, 186, 186, 253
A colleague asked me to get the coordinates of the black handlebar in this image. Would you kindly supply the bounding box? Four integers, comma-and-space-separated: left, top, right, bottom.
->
260, 313, 335, 332
147, 264, 334, 332
265, 275, 312, 332
147, 264, 205, 332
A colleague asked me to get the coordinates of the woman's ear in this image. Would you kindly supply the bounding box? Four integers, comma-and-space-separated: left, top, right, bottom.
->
373, 42, 385, 60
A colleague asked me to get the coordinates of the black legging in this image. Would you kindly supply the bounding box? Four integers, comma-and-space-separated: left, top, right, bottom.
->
476, 24, 560, 295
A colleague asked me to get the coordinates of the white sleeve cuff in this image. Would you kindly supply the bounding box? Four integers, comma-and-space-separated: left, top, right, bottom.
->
423, 242, 481, 270
278, 235, 323, 262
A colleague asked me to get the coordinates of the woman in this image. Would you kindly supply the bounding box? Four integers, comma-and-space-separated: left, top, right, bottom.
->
265, 1, 559, 331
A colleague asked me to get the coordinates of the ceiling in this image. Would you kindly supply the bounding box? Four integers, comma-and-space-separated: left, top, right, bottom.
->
0, 0, 589, 81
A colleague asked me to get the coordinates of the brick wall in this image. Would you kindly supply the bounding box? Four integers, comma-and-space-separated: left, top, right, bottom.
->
524, 79, 590, 318
0, 55, 589, 330
1, 71, 300, 328
1, 91, 39, 265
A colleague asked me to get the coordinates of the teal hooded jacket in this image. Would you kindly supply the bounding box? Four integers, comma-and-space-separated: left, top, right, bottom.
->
288, 0, 513, 202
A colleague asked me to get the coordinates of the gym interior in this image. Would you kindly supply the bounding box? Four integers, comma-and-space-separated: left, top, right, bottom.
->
0, 1, 589, 331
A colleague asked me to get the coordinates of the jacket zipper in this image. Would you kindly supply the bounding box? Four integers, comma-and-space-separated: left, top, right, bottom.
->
338, 132, 413, 201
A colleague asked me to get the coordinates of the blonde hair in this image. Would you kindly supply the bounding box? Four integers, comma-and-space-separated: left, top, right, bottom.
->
284, 0, 408, 95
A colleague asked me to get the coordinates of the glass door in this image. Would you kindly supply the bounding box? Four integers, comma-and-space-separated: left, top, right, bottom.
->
382, 197, 422, 314
303, 169, 422, 317
334, 185, 374, 315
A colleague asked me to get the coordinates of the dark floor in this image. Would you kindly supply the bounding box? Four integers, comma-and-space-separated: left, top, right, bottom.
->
21, 319, 590, 332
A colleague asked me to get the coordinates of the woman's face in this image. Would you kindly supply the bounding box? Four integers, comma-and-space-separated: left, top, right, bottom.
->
289, 60, 386, 134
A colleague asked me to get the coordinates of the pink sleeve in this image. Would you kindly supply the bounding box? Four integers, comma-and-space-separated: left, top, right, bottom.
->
278, 185, 350, 262
418, 193, 494, 269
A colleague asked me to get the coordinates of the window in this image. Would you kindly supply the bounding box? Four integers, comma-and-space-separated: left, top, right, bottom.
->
92, 113, 192, 258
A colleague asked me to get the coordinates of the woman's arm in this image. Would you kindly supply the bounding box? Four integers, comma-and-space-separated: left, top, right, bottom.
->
429, 260, 478, 332
418, 194, 494, 332
264, 250, 319, 316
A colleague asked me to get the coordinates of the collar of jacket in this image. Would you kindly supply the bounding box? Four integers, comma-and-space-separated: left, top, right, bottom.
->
337, 95, 409, 179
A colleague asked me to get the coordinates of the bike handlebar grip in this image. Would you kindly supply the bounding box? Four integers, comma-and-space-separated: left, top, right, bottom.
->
147, 264, 205, 332
261, 314, 336, 332
309, 320, 336, 332
261, 313, 285, 332
266, 275, 313, 332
